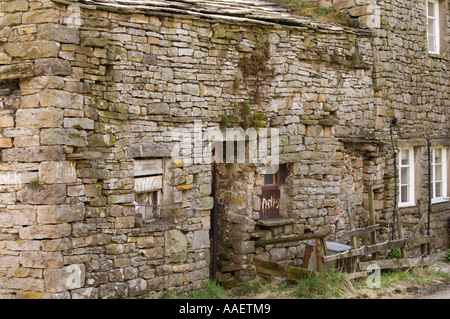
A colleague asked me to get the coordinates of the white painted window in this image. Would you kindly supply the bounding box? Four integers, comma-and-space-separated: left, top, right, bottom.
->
134, 159, 164, 222
431, 147, 448, 203
427, 0, 440, 54
398, 148, 415, 207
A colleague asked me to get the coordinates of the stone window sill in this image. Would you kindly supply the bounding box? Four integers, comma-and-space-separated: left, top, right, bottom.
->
257, 218, 295, 227
432, 198, 449, 205
131, 220, 175, 236
428, 53, 449, 61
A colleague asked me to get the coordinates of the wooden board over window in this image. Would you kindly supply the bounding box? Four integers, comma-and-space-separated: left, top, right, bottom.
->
134, 159, 163, 177
261, 168, 281, 220
135, 175, 163, 193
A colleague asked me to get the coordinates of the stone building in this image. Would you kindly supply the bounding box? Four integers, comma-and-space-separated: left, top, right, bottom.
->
0, 0, 448, 298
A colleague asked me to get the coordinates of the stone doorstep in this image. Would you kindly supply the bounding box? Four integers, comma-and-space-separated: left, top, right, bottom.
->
257, 218, 295, 227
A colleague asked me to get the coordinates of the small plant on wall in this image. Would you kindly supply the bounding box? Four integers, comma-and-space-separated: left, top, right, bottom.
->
220, 101, 268, 130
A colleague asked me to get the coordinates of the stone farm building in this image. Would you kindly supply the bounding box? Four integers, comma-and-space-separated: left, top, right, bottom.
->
0, 0, 448, 299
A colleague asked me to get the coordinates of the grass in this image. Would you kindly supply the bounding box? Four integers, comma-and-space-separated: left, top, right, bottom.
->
295, 269, 348, 298
272, 0, 359, 27
143, 265, 449, 300
233, 266, 449, 299
151, 280, 228, 299
443, 250, 450, 263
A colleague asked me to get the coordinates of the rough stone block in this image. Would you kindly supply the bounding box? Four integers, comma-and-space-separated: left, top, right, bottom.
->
71, 287, 98, 299
19, 223, 71, 240
38, 161, 77, 184
0, 138, 12, 148
194, 196, 214, 210
39, 89, 83, 109
44, 264, 86, 292
4, 41, 60, 60
181, 83, 200, 96
37, 24, 80, 44
164, 230, 187, 263
0, 116, 14, 128
192, 230, 210, 250
64, 118, 94, 130
126, 142, 174, 158
0, 12, 21, 26
98, 283, 128, 299
147, 102, 170, 115
17, 184, 67, 205
20, 251, 64, 269
0, 63, 34, 80
34, 58, 72, 76
67, 185, 85, 197
37, 204, 85, 224
22, 9, 60, 24
0, 277, 45, 292
127, 279, 148, 297
16, 108, 64, 129
2, 146, 64, 162
1, 0, 29, 12
40, 128, 87, 147
41, 238, 72, 251
19, 76, 65, 93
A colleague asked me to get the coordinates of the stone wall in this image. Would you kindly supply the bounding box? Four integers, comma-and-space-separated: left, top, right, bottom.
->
0, 0, 448, 298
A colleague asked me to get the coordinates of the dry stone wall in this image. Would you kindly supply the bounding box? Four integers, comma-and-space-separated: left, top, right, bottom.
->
0, 0, 448, 298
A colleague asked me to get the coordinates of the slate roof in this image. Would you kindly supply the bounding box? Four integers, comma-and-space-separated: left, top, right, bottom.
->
60, 0, 353, 31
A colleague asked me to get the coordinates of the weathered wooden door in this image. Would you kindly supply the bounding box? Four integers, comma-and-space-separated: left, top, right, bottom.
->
209, 160, 219, 280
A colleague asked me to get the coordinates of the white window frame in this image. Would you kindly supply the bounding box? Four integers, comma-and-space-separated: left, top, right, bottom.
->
398, 148, 415, 207
431, 147, 448, 203
426, 0, 440, 54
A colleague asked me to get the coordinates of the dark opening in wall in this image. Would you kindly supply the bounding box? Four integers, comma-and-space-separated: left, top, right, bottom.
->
0, 79, 20, 110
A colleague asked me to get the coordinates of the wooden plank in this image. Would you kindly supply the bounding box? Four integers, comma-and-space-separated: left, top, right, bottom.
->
395, 209, 407, 258
368, 185, 377, 259
135, 175, 163, 193
315, 238, 324, 272
255, 260, 313, 282
406, 212, 428, 247
254, 227, 330, 247
359, 257, 431, 271
407, 235, 430, 248
323, 239, 408, 262
134, 159, 163, 176
347, 201, 360, 271
340, 224, 380, 238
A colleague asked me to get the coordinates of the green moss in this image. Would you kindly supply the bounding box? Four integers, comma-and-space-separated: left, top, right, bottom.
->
233, 75, 240, 92
242, 101, 251, 117
251, 112, 268, 128
27, 180, 42, 190
272, 0, 359, 27
220, 114, 229, 129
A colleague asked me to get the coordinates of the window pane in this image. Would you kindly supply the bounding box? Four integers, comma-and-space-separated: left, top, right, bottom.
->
401, 167, 409, 184
434, 148, 442, 164
401, 185, 409, 203
401, 150, 409, 165
428, 19, 436, 35
435, 164, 442, 181
429, 35, 436, 52
264, 174, 274, 185
435, 182, 442, 198
428, 2, 436, 17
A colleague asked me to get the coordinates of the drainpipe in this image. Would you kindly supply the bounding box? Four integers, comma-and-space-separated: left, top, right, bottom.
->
427, 138, 431, 255
390, 118, 398, 239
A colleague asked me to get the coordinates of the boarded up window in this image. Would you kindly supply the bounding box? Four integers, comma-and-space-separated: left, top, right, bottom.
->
261, 169, 280, 220
135, 159, 164, 222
